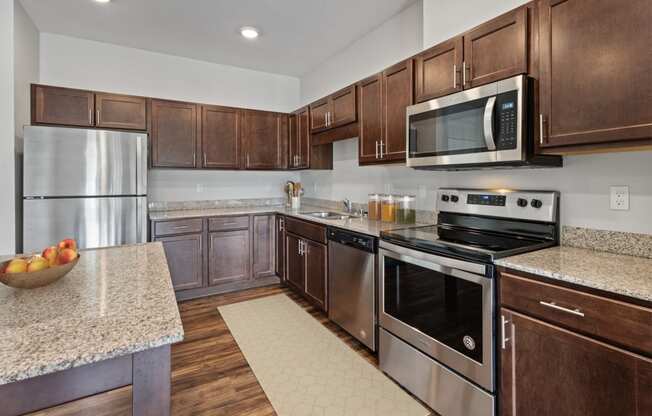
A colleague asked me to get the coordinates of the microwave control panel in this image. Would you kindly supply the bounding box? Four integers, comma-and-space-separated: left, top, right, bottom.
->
495, 90, 518, 150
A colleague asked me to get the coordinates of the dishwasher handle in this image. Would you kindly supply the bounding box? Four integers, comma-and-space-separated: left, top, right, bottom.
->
327, 228, 377, 253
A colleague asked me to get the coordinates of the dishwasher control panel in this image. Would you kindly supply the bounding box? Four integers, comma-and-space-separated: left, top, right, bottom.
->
327, 228, 377, 253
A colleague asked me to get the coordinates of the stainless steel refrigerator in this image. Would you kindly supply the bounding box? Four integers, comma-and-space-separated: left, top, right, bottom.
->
23, 126, 148, 253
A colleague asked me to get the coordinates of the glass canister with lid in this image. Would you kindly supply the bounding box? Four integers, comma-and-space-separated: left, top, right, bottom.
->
381, 194, 398, 222
396, 195, 417, 224
368, 193, 382, 221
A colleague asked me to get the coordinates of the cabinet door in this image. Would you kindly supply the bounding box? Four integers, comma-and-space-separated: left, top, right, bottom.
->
150, 99, 198, 168
154, 234, 203, 291
382, 59, 413, 162
296, 107, 311, 169
241, 110, 288, 169
275, 216, 286, 280
331, 85, 357, 127
252, 215, 275, 279
208, 230, 250, 287
32, 85, 94, 127
304, 240, 327, 311
463, 8, 527, 88
288, 113, 299, 169
285, 234, 305, 292
201, 105, 240, 169
95, 93, 147, 130
539, 0, 652, 148
358, 74, 383, 165
310, 99, 329, 132
414, 37, 463, 103
500, 308, 652, 416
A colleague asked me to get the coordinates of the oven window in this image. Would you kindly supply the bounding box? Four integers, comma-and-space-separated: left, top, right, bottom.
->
384, 256, 484, 363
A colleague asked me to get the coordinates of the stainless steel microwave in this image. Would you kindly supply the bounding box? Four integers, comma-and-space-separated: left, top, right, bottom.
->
406, 75, 561, 170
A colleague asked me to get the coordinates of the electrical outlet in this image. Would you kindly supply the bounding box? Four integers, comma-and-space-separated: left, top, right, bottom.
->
196, 183, 204, 193
610, 186, 629, 211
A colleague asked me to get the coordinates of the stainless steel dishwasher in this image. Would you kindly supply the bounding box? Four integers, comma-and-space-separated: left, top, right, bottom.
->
328, 227, 378, 351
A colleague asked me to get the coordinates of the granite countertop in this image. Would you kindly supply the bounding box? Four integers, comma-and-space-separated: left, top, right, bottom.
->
149, 205, 431, 237
0, 242, 184, 385
495, 246, 652, 303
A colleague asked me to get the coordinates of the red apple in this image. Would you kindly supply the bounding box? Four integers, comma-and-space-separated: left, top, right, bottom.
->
42, 246, 59, 266
27, 255, 50, 272
57, 239, 77, 251
56, 248, 78, 265
4, 258, 28, 274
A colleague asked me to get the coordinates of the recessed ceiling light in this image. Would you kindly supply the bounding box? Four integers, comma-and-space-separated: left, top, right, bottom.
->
240, 26, 259, 40
95, 0, 111, 3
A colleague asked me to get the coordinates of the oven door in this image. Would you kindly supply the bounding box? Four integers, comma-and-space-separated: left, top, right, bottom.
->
406, 74, 525, 168
379, 241, 494, 391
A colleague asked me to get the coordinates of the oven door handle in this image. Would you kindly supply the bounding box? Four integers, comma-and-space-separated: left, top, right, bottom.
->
483, 96, 497, 151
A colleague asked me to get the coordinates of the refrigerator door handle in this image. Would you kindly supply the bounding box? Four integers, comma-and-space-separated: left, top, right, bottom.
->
136, 134, 148, 195
136, 197, 147, 244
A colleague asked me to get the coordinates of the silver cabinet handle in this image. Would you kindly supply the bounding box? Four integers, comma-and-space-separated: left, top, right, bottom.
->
279, 219, 284, 231
96, 110, 100, 124
375, 141, 379, 159
539, 301, 585, 317
380, 141, 385, 159
172, 225, 190, 230
89, 109, 93, 124
203, 153, 207, 167
324, 112, 328, 127
501, 315, 511, 349
453, 64, 457, 89
539, 114, 545, 145
462, 61, 467, 87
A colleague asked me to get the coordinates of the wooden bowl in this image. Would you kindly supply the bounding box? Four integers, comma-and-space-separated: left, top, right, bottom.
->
0, 255, 80, 289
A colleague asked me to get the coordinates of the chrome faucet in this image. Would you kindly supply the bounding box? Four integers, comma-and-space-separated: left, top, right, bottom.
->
343, 198, 353, 213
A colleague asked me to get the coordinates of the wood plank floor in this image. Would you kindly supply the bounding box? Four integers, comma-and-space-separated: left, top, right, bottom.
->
30, 284, 434, 415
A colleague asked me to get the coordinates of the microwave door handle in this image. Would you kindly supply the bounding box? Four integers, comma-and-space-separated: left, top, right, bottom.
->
483, 97, 497, 151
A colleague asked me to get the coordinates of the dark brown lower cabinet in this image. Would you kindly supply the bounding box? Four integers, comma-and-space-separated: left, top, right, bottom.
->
500, 308, 652, 416
153, 233, 203, 291
251, 214, 275, 279
285, 228, 328, 312
303, 239, 327, 311
208, 229, 250, 287
275, 215, 286, 280
285, 233, 305, 292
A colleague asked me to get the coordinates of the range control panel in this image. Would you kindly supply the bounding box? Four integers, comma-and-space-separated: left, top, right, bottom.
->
437, 188, 559, 223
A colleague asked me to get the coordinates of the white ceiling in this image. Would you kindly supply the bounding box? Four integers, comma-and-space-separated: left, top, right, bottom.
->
20, 0, 417, 77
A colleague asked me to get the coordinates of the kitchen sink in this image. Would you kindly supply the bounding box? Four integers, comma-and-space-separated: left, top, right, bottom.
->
303, 211, 359, 220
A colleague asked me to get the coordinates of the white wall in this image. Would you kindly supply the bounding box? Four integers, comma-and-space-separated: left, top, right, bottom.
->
1, 0, 16, 254
149, 170, 299, 202
300, 1, 423, 105
40, 33, 300, 112
422, 0, 529, 49
40, 33, 302, 202
301, 140, 652, 234
299, 1, 652, 234
14, 0, 40, 253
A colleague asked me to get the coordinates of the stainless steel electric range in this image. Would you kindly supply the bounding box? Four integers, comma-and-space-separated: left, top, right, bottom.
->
378, 188, 559, 416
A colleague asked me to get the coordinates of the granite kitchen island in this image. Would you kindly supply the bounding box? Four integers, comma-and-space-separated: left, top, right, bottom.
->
0, 242, 184, 415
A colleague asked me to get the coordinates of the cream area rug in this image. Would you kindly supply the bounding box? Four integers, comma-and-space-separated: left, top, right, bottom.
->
218, 294, 430, 416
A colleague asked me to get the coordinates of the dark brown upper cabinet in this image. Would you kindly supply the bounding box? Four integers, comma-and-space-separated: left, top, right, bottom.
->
358, 74, 383, 164
150, 99, 199, 168
500, 308, 651, 416
32, 85, 95, 127
309, 85, 357, 133
289, 107, 310, 169
463, 8, 528, 89
201, 105, 240, 169
358, 59, 413, 165
538, 0, 652, 151
241, 110, 288, 170
32, 85, 148, 130
95, 93, 147, 130
382, 59, 414, 162
415, 37, 464, 103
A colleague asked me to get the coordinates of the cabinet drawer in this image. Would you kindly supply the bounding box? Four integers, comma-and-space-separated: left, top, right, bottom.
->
208, 216, 249, 231
501, 271, 652, 355
285, 217, 327, 244
154, 218, 204, 236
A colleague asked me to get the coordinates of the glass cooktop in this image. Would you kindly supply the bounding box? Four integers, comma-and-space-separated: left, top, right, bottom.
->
381, 225, 553, 263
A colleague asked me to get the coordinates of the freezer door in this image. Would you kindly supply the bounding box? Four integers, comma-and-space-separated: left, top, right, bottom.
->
23, 196, 148, 253
23, 126, 148, 197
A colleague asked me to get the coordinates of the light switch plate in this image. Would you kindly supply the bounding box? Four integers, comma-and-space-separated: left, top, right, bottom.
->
610, 186, 629, 210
